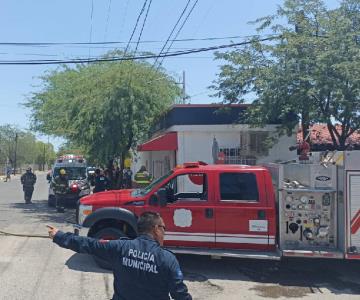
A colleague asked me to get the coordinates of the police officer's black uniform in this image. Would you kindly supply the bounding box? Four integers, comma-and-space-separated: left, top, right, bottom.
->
53, 232, 192, 300
93, 174, 109, 193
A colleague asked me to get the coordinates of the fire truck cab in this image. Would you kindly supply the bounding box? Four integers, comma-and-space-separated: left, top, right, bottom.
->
77, 161, 278, 266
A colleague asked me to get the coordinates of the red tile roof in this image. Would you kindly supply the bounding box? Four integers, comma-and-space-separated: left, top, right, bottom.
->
297, 124, 360, 145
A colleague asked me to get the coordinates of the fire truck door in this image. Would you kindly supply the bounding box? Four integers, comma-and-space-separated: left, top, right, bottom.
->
156, 172, 216, 248
214, 171, 274, 251
347, 172, 360, 257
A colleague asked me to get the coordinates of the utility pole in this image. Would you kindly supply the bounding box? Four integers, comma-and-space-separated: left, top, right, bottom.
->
43, 143, 46, 171
13, 132, 18, 175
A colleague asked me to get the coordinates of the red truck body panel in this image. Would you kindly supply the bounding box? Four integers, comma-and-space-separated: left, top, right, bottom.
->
80, 163, 277, 252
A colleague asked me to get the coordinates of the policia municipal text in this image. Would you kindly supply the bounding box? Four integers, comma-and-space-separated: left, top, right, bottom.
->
47, 212, 192, 300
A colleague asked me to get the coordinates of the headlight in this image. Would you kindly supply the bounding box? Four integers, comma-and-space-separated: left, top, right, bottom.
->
78, 204, 93, 225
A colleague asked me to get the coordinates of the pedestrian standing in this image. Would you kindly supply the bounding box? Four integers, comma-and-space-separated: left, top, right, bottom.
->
123, 167, 133, 189
5, 167, 11, 182
114, 166, 120, 189
47, 211, 192, 300
93, 169, 109, 193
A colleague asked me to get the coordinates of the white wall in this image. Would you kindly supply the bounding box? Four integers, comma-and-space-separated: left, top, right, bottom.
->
259, 133, 297, 164
133, 124, 297, 179
173, 124, 297, 165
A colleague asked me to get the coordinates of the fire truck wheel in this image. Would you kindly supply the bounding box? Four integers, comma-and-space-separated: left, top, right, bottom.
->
48, 195, 56, 207
93, 227, 126, 269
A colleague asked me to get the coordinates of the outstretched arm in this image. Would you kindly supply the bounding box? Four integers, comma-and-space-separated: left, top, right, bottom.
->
47, 225, 120, 262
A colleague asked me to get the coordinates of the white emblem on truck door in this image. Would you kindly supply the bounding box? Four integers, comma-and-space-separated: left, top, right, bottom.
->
173, 209, 192, 227
249, 220, 268, 232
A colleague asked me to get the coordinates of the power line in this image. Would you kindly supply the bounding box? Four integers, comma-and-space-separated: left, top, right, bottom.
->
127, 0, 153, 91
157, 0, 199, 68
153, 0, 192, 67
0, 36, 280, 65
123, 0, 149, 56
0, 34, 276, 46
133, 0, 153, 55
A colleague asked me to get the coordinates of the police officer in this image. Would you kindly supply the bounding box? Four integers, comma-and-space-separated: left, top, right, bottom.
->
122, 167, 133, 189
51, 168, 68, 213
47, 212, 192, 300
93, 168, 109, 193
20, 167, 37, 204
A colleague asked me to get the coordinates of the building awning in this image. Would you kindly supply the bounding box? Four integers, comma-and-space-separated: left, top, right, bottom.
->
137, 132, 178, 152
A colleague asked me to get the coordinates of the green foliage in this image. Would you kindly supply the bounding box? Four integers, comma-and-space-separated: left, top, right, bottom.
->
26, 57, 181, 163
0, 124, 56, 170
212, 0, 360, 150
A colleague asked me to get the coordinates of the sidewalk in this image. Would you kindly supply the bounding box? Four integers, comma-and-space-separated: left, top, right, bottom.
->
0, 171, 47, 182
0, 174, 21, 182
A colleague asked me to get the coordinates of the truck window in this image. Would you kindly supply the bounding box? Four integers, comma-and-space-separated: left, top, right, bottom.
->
53, 167, 87, 180
220, 172, 259, 201
163, 173, 207, 203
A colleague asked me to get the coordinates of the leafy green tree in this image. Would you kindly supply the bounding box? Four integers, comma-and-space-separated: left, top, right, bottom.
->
26, 58, 181, 165
211, 0, 360, 150
0, 124, 56, 171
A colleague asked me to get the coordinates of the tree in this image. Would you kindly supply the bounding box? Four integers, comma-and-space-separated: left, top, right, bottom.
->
0, 124, 56, 171
211, 0, 360, 150
25, 57, 181, 165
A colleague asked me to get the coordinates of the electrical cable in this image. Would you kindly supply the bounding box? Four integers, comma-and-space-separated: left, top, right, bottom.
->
157, 0, 199, 69
0, 229, 50, 239
153, 0, 192, 67
123, 0, 149, 56
0, 34, 278, 46
125, 0, 153, 98
133, 0, 153, 55
0, 36, 280, 65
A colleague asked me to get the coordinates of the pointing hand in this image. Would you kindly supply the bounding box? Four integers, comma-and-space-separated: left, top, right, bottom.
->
47, 225, 58, 239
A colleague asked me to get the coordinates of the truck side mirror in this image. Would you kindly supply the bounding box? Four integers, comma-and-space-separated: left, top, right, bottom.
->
157, 188, 168, 207
46, 174, 51, 182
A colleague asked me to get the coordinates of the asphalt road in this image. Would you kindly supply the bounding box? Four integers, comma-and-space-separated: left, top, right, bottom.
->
1, 174, 360, 300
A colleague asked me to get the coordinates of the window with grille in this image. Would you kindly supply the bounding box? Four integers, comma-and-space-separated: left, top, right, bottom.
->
219, 147, 256, 165
249, 132, 269, 155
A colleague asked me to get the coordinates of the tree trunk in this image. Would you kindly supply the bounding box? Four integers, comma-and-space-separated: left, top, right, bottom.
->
119, 151, 126, 189
301, 110, 310, 142
327, 123, 339, 150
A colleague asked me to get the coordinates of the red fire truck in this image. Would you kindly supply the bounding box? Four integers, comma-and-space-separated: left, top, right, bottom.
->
75, 151, 360, 268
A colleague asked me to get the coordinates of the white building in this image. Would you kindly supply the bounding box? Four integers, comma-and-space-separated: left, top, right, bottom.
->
133, 104, 297, 179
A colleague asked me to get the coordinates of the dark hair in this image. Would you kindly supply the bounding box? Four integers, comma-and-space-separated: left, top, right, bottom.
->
95, 168, 101, 175
137, 211, 161, 234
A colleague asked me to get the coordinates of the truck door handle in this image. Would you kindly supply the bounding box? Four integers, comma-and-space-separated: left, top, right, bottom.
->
205, 208, 213, 219
258, 210, 266, 219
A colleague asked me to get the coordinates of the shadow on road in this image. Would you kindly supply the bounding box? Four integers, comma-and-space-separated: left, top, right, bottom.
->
66, 253, 112, 274
177, 255, 360, 298
10, 200, 76, 225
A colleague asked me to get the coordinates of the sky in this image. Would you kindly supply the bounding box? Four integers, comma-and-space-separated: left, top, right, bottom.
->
0, 0, 340, 149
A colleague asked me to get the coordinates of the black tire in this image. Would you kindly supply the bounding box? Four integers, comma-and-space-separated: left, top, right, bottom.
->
48, 195, 56, 207
93, 227, 126, 269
